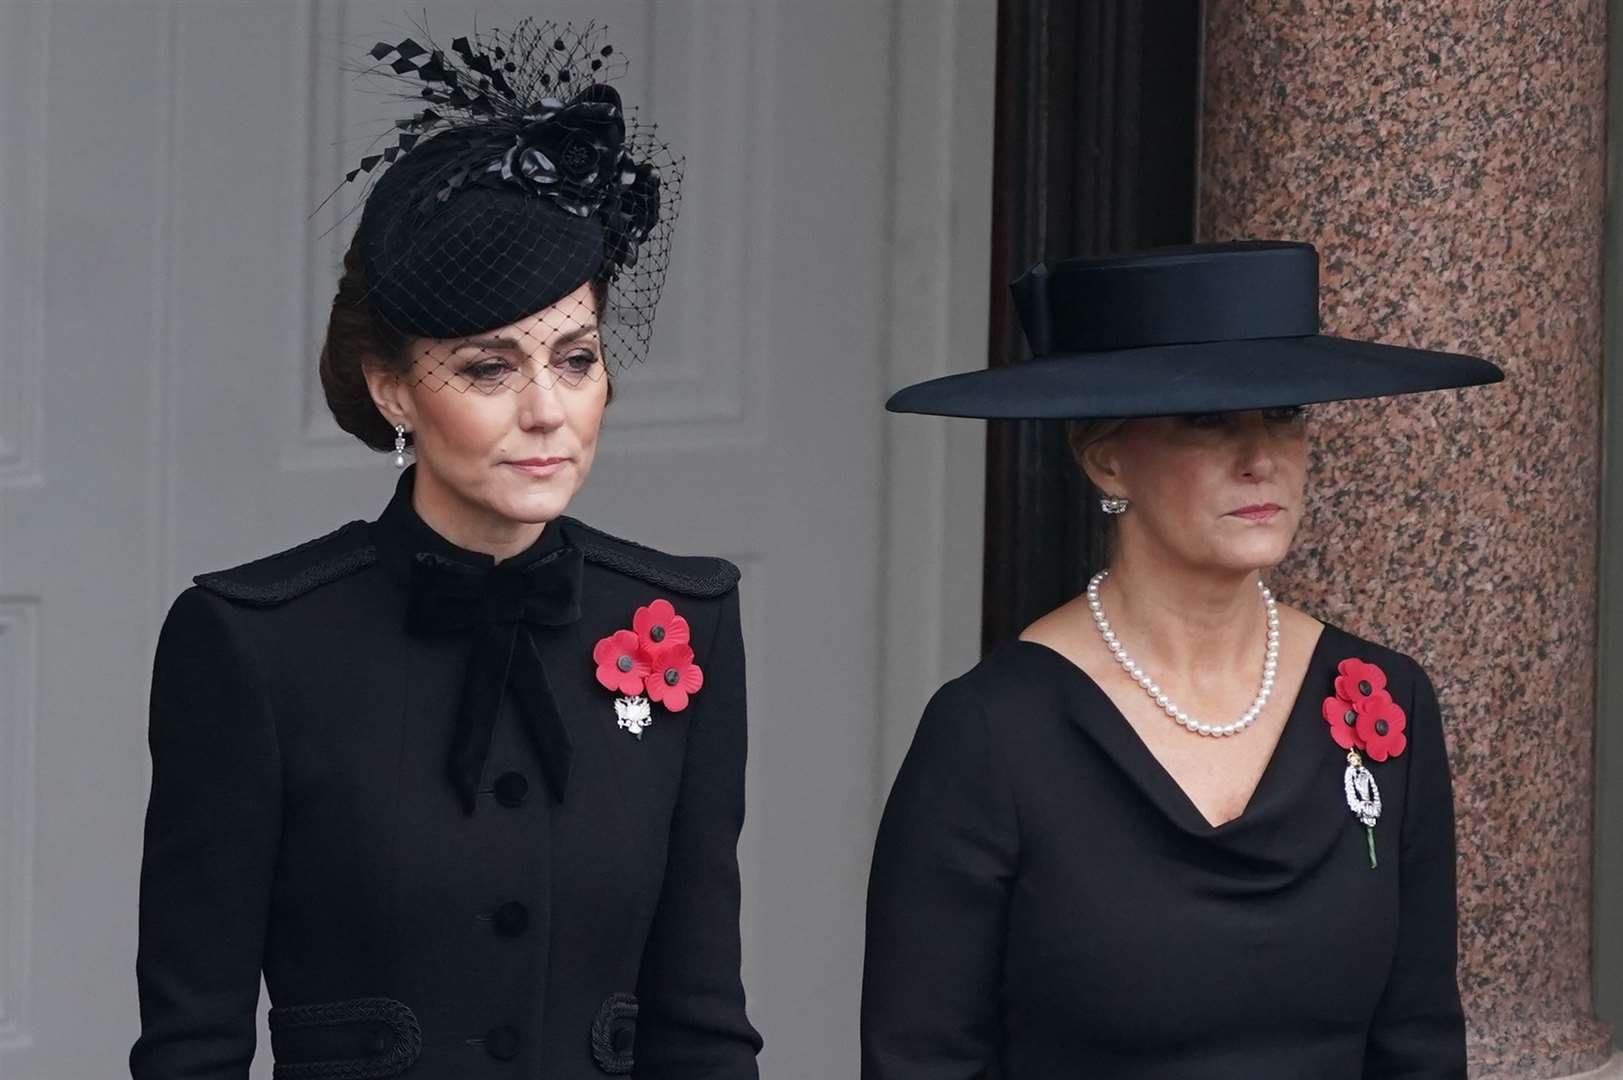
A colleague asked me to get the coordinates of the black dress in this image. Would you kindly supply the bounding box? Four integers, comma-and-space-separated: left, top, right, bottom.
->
861, 624, 1465, 1079
131, 466, 762, 1079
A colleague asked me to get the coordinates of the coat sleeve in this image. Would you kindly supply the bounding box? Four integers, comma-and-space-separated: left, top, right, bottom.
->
130, 587, 283, 1080
1362, 658, 1467, 1079
861, 676, 1018, 1080
634, 586, 763, 1078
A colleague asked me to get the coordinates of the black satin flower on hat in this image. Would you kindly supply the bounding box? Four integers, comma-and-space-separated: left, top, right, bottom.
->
497, 85, 628, 216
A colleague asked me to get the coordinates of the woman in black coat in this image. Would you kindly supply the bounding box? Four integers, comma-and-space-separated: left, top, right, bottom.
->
130, 23, 760, 1080
863, 243, 1503, 1079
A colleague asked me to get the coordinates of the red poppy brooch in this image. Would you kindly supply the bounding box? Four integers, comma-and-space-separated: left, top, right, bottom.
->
591, 598, 704, 738
1321, 658, 1407, 868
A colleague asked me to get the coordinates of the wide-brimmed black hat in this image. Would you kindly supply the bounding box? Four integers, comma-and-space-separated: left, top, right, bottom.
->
885, 241, 1503, 419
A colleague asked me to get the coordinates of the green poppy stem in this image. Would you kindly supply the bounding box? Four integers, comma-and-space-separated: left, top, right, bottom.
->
1366, 825, 1378, 869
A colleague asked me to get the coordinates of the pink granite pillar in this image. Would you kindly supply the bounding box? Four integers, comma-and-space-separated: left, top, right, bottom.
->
1199, 3, 1613, 1076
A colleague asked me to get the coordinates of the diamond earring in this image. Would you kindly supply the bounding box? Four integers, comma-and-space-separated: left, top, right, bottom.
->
1100, 494, 1130, 515
393, 424, 408, 469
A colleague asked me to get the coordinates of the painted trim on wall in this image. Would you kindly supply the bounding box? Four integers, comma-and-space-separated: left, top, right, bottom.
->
875, 0, 995, 790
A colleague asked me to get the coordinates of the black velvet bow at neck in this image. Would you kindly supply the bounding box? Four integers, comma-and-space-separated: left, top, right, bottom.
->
374, 466, 582, 812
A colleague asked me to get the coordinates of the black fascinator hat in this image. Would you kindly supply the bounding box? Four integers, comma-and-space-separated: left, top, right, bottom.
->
340, 20, 679, 368
886, 241, 1503, 419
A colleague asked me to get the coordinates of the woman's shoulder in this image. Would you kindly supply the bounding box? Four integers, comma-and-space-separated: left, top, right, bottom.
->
188, 519, 377, 610
920, 640, 1083, 728
1313, 615, 1439, 707
153, 521, 375, 668
559, 516, 741, 601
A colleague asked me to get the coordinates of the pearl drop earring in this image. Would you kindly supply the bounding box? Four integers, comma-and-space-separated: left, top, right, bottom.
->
393, 424, 408, 469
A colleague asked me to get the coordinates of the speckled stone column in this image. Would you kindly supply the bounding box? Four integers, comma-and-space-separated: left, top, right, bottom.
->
1199, 3, 1614, 1077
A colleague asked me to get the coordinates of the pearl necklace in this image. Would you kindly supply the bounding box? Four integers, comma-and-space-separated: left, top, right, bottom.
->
1086, 570, 1279, 738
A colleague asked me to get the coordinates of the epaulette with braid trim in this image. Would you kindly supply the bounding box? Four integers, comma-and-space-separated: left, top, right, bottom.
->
192, 520, 376, 607
560, 517, 739, 598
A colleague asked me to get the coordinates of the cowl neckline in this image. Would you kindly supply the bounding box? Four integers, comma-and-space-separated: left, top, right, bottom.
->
1008, 624, 1354, 881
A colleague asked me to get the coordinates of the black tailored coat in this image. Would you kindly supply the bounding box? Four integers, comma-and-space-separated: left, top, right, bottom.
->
862, 624, 1465, 1080
131, 467, 762, 1079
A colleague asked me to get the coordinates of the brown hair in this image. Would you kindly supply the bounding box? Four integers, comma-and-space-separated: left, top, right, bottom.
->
318, 234, 614, 453
1068, 418, 1132, 558
1066, 418, 1129, 488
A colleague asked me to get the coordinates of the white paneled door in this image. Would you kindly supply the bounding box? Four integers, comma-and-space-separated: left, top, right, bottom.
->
0, 2, 992, 1077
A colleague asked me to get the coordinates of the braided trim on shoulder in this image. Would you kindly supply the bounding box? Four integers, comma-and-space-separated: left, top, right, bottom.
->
579, 543, 737, 596
194, 522, 376, 607
268, 997, 421, 1080
565, 519, 739, 598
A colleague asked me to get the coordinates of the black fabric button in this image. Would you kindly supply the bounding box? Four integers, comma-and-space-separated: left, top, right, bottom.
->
1343, 710, 1357, 726
617, 655, 634, 672
1358, 680, 1373, 695
485, 1025, 520, 1060
664, 668, 679, 686
493, 901, 529, 937
1375, 719, 1390, 736
493, 772, 529, 808
649, 624, 666, 642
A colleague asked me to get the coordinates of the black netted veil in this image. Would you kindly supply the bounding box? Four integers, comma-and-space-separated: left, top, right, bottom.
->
337, 19, 681, 393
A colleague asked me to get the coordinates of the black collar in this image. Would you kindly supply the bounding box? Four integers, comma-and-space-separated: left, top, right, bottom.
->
370, 464, 569, 583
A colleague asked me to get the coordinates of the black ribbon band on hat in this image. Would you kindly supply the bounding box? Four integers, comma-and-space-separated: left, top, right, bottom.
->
1010, 242, 1321, 356
407, 547, 583, 812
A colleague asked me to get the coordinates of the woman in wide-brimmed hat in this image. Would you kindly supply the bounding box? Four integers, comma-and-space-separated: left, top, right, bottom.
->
862, 241, 1497, 1078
